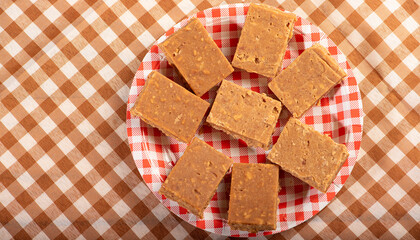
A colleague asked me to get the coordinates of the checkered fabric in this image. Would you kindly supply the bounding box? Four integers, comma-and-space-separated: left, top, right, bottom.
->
0, 0, 418, 239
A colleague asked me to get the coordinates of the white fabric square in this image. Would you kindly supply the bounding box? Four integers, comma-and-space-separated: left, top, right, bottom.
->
100, 27, 118, 45
367, 164, 386, 182
97, 102, 114, 120
389, 184, 406, 202
74, 196, 91, 214
383, 0, 400, 13
80, 44, 98, 62
366, 88, 385, 105
389, 222, 407, 239
82, 7, 100, 24
4, 40, 22, 57
118, 47, 137, 65
104, 0, 118, 7
368, 202, 387, 219
75, 157, 93, 175
132, 222, 149, 239
387, 146, 405, 164
348, 30, 365, 47
403, 53, 418, 71
383, 32, 401, 50
404, 90, 420, 109
406, 166, 419, 184
385, 108, 404, 126
44, 5, 61, 22
38, 155, 55, 172
365, 50, 382, 68
94, 179, 112, 197
113, 200, 131, 218
170, 224, 189, 240
329, 9, 346, 27
347, 0, 364, 10
0, 189, 14, 206
25, 22, 42, 39
157, 15, 176, 31
21, 95, 38, 113
55, 175, 73, 193
20, 133, 37, 151
0, 150, 16, 168
3, 76, 20, 92
53, 214, 71, 232
384, 70, 402, 88
63, 24, 78, 41
57, 136, 74, 155
17, 171, 35, 189
114, 161, 131, 180
348, 219, 368, 236
61, 61, 78, 79
39, 116, 57, 134
15, 210, 32, 228
138, 30, 155, 48
96, 140, 113, 159
177, 0, 196, 15
59, 99, 77, 116
98, 65, 116, 81
120, 10, 137, 27
5, 3, 23, 21
366, 125, 386, 144
1, 112, 19, 130
35, 192, 54, 211
40, 78, 59, 96
405, 128, 420, 146
33, 232, 49, 240
77, 119, 95, 137
347, 181, 367, 199
402, 16, 419, 33
44, 42, 60, 58
142, 0, 157, 11
365, 12, 382, 29
23, 59, 40, 75
79, 81, 96, 99
151, 204, 169, 221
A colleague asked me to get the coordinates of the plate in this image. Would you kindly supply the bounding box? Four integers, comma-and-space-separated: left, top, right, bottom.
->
126, 3, 363, 237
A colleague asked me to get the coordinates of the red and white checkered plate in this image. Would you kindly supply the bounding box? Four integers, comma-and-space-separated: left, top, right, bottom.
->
126, 3, 363, 237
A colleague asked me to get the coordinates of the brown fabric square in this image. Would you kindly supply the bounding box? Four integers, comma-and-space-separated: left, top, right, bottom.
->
63, 7, 80, 23
99, 46, 117, 62
55, 195, 73, 212
57, 156, 74, 173
20, 115, 38, 132
79, 63, 97, 80
16, 191, 34, 208
24, 41, 42, 57
22, 76, 40, 93
5, 22, 23, 38
139, 12, 155, 29
369, 221, 387, 238
19, 152, 36, 169
62, 42, 79, 60
40, 98, 58, 115
81, 25, 99, 42
44, 24, 61, 40
76, 139, 94, 156
61, 80, 77, 97
25, 4, 42, 21
37, 174, 55, 191
75, 177, 93, 195
101, 9, 118, 26
42, 59, 60, 76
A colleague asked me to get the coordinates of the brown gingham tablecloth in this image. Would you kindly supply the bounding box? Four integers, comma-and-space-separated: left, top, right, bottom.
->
0, 0, 418, 239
